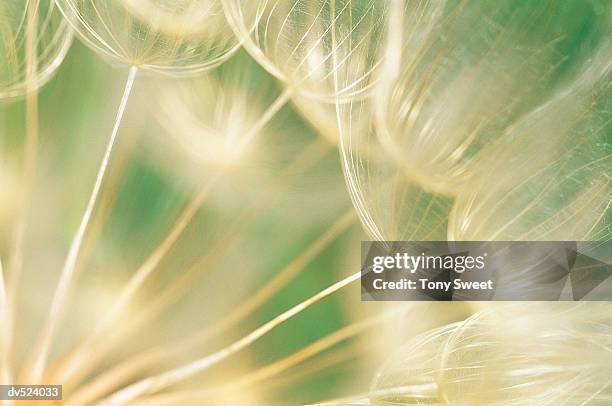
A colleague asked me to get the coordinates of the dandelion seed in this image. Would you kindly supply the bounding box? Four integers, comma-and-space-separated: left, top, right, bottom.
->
223, 0, 387, 103
56, 0, 239, 74
223, 0, 391, 157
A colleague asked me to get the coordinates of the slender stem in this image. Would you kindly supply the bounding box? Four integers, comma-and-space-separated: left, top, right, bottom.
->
206, 210, 356, 334
121, 313, 387, 405
98, 270, 361, 405
192, 309, 402, 400
23, 66, 138, 384
265, 344, 360, 393
234, 87, 292, 152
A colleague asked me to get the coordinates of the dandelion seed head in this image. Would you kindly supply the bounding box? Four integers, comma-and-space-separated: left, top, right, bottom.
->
56, 0, 239, 74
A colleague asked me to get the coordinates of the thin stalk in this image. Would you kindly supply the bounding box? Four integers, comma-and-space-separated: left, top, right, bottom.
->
22, 66, 138, 384
201, 210, 356, 336
234, 87, 292, 152
124, 346, 361, 406
220, 315, 375, 390
50, 86, 295, 385
62, 207, 354, 405
140, 308, 404, 405
98, 270, 362, 405
77, 127, 143, 275
126, 318, 382, 405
